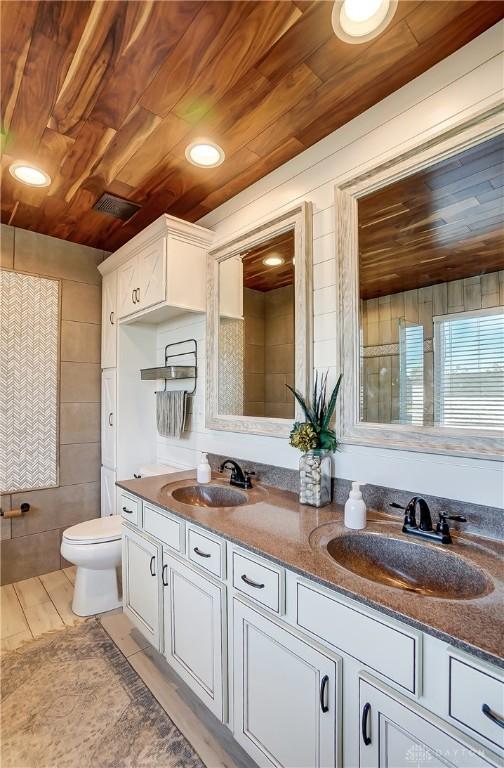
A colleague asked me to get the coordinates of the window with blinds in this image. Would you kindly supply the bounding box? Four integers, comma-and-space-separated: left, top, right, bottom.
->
399, 320, 424, 426
434, 308, 504, 428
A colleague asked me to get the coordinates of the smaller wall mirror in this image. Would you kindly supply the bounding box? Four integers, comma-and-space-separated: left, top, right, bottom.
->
207, 203, 312, 437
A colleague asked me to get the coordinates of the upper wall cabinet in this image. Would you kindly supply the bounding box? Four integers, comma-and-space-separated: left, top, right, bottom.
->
99, 215, 214, 324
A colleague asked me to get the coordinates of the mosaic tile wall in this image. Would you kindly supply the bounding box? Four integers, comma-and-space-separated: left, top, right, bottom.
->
0, 271, 59, 493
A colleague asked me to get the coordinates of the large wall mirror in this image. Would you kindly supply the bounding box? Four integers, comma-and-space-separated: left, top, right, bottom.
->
207, 203, 312, 437
336, 107, 503, 459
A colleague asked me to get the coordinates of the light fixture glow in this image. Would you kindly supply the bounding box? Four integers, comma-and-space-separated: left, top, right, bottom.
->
185, 140, 225, 168
262, 255, 285, 267
9, 162, 51, 187
332, 0, 397, 44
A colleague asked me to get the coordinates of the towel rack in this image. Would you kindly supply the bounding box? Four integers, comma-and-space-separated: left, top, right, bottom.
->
140, 338, 197, 395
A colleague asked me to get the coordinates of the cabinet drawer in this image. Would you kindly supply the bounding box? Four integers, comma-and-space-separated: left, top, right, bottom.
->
449, 654, 504, 750
232, 550, 283, 613
143, 503, 183, 553
188, 527, 225, 578
296, 581, 421, 695
120, 492, 140, 526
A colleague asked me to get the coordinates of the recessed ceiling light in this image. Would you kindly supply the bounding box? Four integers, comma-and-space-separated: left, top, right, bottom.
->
9, 161, 51, 187
332, 0, 397, 43
185, 140, 225, 168
262, 255, 285, 267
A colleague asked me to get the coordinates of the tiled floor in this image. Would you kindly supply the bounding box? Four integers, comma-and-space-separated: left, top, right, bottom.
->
1, 570, 254, 768
0, 567, 81, 652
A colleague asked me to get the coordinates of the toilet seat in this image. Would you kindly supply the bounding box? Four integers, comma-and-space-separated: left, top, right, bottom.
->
63, 515, 122, 546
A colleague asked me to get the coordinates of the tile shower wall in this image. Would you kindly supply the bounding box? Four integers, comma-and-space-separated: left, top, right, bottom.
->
361, 271, 504, 423
154, 26, 504, 509
0, 225, 106, 584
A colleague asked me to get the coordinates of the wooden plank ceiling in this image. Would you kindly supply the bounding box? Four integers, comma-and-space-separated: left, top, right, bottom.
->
358, 134, 504, 300
1, 0, 503, 253
243, 231, 294, 292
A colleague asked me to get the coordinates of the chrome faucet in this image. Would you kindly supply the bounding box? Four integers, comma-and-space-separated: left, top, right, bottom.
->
391, 497, 466, 545
219, 459, 255, 490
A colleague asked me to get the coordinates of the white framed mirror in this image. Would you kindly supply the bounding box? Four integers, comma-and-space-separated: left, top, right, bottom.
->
335, 106, 504, 459
206, 202, 312, 437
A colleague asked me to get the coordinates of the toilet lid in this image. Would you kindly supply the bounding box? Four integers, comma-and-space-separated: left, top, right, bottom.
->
63, 515, 122, 544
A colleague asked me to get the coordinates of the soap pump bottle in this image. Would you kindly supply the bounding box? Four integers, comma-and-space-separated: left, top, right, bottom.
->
344, 481, 367, 530
197, 452, 211, 484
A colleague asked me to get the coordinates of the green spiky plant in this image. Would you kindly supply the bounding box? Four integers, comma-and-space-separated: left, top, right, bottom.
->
287, 371, 342, 453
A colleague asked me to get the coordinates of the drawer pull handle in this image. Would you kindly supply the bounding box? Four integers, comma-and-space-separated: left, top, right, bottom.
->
482, 704, 504, 729
122, 506, 133, 514
241, 574, 265, 589
132, 289, 136, 304
193, 546, 211, 559
362, 702, 371, 745
162, 564, 168, 587
108, 412, 113, 426
109, 310, 114, 325
320, 674, 329, 713
149, 555, 156, 576
136, 288, 140, 303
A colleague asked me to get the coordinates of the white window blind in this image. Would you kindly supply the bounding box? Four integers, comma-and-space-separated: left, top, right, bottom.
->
399, 320, 424, 425
434, 309, 504, 428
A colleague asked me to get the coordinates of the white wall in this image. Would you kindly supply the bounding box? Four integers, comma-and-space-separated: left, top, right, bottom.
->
156, 23, 504, 509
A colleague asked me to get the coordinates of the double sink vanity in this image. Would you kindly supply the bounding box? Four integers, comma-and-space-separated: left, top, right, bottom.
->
117, 469, 504, 768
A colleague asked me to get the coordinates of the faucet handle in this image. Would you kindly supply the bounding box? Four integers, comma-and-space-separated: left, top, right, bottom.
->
389, 502, 405, 510
436, 512, 467, 536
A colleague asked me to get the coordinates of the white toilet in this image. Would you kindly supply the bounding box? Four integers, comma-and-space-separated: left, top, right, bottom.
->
61, 515, 123, 617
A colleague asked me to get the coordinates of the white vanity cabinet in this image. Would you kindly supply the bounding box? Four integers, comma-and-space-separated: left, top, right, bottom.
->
233, 598, 341, 768
359, 675, 494, 768
118, 491, 502, 768
163, 552, 227, 721
122, 525, 163, 651
101, 270, 117, 368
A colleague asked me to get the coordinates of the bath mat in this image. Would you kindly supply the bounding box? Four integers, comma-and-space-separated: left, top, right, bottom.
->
1, 619, 205, 768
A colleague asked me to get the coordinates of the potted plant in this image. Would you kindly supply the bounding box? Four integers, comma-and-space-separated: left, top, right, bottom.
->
287, 371, 342, 507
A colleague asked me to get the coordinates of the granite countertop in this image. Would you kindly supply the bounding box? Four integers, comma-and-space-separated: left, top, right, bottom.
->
117, 472, 504, 668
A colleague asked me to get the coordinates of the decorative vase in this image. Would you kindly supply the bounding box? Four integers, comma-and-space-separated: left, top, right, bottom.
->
299, 449, 332, 507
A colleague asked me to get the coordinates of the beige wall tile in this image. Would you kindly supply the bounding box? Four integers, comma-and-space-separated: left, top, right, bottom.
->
264, 373, 288, 404
60, 362, 100, 402
11, 482, 100, 537
243, 287, 264, 318
60, 402, 100, 444
265, 313, 294, 347
264, 402, 295, 418
1, 529, 61, 585
61, 320, 101, 362
264, 285, 294, 318
59, 443, 100, 486
244, 402, 265, 417
244, 344, 264, 374
14, 228, 103, 285
244, 314, 264, 346
265, 344, 294, 374
61, 280, 101, 324
244, 373, 265, 403
432, 283, 448, 316
0, 224, 14, 269
0, 496, 12, 541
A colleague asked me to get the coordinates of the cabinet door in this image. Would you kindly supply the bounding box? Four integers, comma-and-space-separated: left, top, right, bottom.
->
122, 526, 162, 650
101, 466, 116, 517
101, 271, 117, 368
138, 238, 166, 311
117, 257, 140, 318
163, 553, 226, 721
233, 599, 340, 768
101, 369, 116, 470
359, 677, 498, 768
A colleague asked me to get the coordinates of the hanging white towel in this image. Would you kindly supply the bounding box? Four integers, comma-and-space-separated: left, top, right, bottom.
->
156, 390, 187, 438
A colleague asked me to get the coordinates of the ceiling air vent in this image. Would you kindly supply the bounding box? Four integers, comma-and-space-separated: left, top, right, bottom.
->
93, 193, 141, 221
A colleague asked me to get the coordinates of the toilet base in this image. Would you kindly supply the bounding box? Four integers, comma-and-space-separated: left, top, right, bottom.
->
72, 566, 122, 616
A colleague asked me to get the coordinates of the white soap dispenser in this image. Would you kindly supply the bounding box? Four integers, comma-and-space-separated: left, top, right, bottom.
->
344, 481, 367, 530
197, 452, 211, 484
